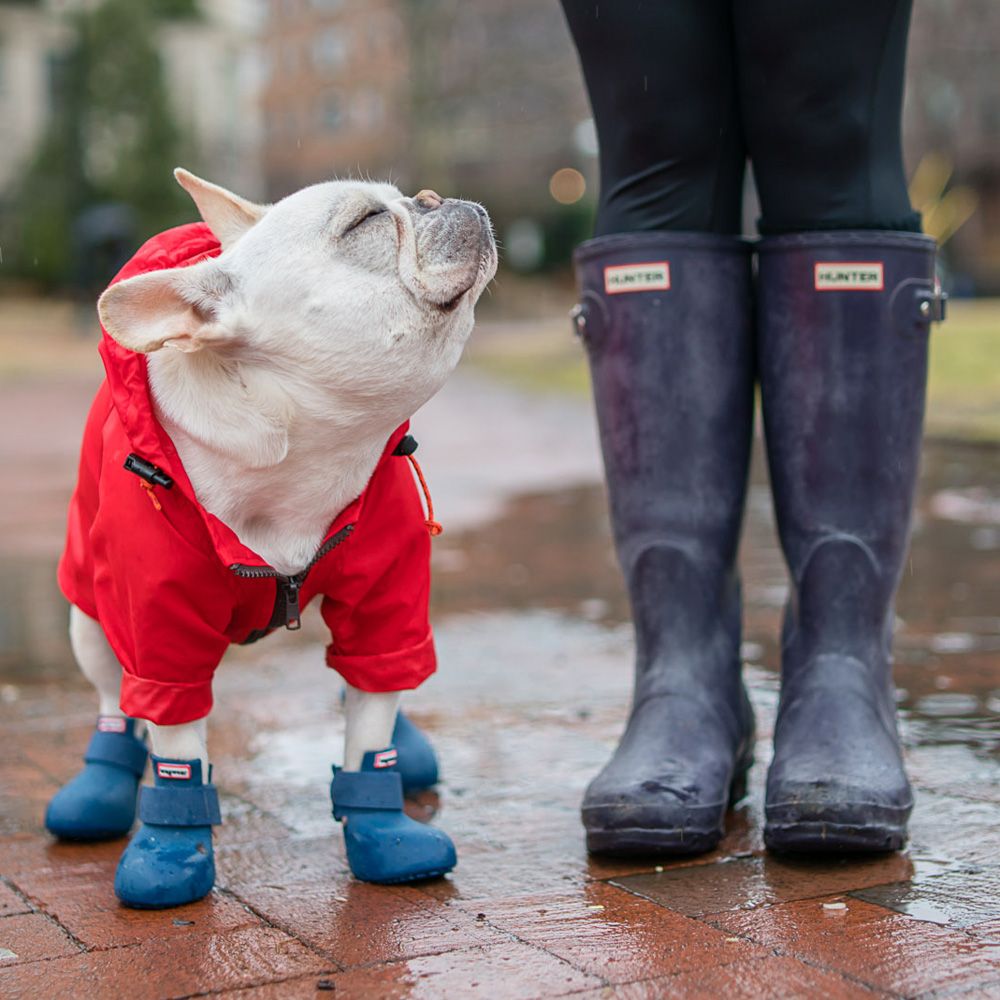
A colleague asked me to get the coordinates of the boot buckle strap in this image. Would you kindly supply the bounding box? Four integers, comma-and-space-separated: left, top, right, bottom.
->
331, 767, 404, 819
918, 286, 947, 323
138, 784, 222, 827
891, 278, 947, 334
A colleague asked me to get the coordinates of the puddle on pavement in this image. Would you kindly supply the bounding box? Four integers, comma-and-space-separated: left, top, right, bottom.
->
2, 439, 999, 926
428, 440, 1000, 732
850, 857, 1000, 927
3, 439, 998, 766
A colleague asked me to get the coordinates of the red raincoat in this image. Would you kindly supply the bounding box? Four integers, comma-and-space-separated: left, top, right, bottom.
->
58, 224, 436, 726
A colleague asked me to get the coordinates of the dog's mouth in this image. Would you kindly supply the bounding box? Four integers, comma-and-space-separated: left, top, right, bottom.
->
427, 243, 496, 314
435, 292, 467, 314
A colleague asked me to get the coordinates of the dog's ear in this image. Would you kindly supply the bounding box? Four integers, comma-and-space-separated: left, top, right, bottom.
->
98, 260, 235, 355
174, 168, 267, 249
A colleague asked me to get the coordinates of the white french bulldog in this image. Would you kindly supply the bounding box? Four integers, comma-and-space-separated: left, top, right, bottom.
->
48, 169, 497, 905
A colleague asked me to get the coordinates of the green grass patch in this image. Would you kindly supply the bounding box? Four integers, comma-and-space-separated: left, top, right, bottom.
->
926, 299, 1000, 442
470, 299, 999, 443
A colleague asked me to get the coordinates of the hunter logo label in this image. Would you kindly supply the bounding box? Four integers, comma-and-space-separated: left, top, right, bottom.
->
604, 261, 671, 294
156, 762, 192, 780
97, 716, 127, 733
373, 749, 398, 769
814, 262, 884, 291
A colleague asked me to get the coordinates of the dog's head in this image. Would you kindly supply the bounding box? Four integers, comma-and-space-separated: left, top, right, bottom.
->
98, 170, 497, 445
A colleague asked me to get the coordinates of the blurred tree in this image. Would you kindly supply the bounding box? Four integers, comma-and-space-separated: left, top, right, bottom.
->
150, 0, 201, 18
13, 0, 195, 288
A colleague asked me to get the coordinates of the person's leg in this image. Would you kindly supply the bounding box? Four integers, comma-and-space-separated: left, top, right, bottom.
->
737, 1, 944, 851
561, 0, 745, 236
562, 1, 755, 855
736, 0, 919, 235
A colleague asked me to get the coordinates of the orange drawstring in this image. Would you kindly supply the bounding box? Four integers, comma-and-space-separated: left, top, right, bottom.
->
405, 454, 442, 536
140, 481, 162, 512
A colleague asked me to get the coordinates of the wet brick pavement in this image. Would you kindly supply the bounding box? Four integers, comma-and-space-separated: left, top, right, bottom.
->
1, 344, 999, 998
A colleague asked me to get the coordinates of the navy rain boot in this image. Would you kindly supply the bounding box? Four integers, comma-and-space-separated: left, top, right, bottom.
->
114, 757, 221, 908
45, 717, 148, 841
332, 747, 456, 883
393, 711, 440, 792
573, 233, 756, 856
757, 232, 944, 853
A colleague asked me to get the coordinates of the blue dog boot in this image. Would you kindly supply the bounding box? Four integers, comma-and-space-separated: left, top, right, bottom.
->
45, 717, 148, 841
114, 757, 221, 909
332, 748, 456, 884
393, 711, 439, 792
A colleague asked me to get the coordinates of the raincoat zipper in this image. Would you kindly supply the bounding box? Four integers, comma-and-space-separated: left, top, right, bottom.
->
230, 523, 355, 633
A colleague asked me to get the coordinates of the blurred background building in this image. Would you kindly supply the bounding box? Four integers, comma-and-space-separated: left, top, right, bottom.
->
0, 0, 998, 289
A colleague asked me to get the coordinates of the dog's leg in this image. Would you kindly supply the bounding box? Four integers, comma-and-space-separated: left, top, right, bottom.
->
146, 718, 209, 775
45, 607, 149, 840
69, 605, 138, 726
343, 685, 401, 770
333, 684, 455, 882
69, 607, 209, 770
115, 713, 219, 909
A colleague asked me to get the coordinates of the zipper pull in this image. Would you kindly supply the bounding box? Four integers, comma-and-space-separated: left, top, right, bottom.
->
284, 580, 301, 630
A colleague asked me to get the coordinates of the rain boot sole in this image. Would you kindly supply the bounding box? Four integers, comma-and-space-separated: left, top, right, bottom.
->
584, 759, 752, 858
764, 820, 907, 854
765, 797, 911, 854
585, 826, 722, 857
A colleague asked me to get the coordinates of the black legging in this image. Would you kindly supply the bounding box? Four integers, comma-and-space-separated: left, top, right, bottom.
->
561, 0, 921, 237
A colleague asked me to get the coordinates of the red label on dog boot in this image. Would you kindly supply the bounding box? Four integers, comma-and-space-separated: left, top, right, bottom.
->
814, 262, 884, 291
373, 749, 398, 769
156, 762, 192, 780
604, 261, 670, 294
97, 716, 127, 733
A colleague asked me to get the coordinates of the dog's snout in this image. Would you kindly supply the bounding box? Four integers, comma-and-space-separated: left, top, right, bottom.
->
414, 189, 444, 212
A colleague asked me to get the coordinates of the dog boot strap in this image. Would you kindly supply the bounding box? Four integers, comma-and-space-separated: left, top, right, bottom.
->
138, 784, 222, 827
331, 768, 404, 821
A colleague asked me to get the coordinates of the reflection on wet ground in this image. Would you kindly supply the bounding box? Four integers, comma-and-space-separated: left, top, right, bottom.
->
1, 369, 999, 996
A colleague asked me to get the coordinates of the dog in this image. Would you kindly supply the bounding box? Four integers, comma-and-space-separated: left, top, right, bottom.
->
46, 169, 497, 907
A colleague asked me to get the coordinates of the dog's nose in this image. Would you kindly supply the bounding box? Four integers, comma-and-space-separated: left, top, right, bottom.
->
414, 189, 444, 211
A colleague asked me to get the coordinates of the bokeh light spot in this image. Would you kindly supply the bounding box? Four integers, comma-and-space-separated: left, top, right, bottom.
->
549, 168, 586, 205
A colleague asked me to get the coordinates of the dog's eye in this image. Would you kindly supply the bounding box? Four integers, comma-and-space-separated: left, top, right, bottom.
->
344, 207, 387, 234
